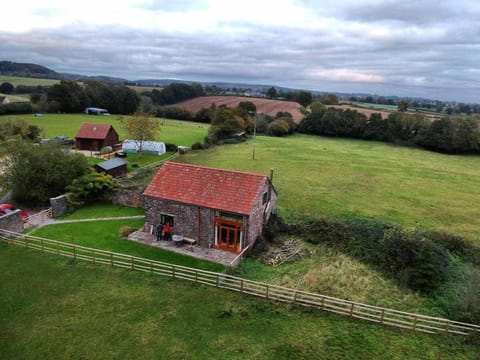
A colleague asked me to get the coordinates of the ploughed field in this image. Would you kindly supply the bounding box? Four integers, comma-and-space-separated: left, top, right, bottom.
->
176, 96, 304, 122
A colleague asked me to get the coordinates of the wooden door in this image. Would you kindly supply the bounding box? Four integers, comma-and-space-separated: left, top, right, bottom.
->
216, 218, 242, 253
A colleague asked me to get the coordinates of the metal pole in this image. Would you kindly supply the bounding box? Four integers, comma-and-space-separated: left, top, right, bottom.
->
252, 114, 256, 160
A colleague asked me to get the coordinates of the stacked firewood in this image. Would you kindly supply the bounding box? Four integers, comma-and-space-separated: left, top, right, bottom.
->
262, 239, 306, 266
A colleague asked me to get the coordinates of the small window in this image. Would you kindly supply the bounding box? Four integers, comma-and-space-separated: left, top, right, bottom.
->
262, 192, 269, 205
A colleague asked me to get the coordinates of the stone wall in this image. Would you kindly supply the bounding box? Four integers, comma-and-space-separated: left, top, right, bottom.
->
50, 194, 70, 218
247, 180, 277, 248
144, 196, 215, 247
110, 187, 145, 208
0, 211, 24, 233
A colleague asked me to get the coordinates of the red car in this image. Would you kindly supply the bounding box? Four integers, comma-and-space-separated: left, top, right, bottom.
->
0, 204, 28, 219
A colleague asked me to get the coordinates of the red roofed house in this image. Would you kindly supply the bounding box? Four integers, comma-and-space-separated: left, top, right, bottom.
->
143, 162, 277, 254
75, 123, 120, 151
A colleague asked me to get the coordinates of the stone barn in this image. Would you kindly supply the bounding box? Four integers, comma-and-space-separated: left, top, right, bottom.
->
143, 162, 277, 254
75, 123, 120, 151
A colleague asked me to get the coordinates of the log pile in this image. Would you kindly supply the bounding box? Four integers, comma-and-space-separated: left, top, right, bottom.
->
262, 239, 306, 266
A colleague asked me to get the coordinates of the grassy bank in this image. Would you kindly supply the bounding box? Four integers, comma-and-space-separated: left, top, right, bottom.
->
1, 244, 476, 360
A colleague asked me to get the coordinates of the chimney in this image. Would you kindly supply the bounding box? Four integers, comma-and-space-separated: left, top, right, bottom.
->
269, 168, 274, 183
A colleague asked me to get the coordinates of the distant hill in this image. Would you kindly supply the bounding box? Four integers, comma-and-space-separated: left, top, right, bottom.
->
0, 61, 57, 78
0, 60, 127, 84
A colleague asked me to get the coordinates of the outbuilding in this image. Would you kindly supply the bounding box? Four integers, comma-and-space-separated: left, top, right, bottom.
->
75, 123, 120, 151
94, 158, 128, 178
143, 162, 277, 254
85, 107, 110, 115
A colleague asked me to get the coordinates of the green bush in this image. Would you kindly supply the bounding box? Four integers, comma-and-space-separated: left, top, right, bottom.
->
66, 169, 119, 205
119, 226, 136, 237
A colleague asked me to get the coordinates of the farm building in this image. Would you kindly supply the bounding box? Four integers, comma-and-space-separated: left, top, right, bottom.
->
94, 158, 127, 178
143, 162, 277, 254
85, 107, 110, 115
122, 140, 166, 155
75, 123, 120, 151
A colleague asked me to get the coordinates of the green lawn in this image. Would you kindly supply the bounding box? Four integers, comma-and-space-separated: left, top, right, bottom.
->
31, 219, 224, 272
179, 134, 480, 243
57, 203, 144, 220
0, 114, 208, 147
1, 245, 476, 360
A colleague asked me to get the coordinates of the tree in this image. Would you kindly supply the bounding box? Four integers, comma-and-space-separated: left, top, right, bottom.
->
208, 107, 246, 143
295, 91, 312, 107
121, 112, 161, 153
47, 80, 87, 113
0, 141, 89, 204
397, 99, 409, 112
238, 101, 256, 114
0, 82, 14, 94
320, 93, 339, 105
266, 87, 278, 99
310, 101, 326, 114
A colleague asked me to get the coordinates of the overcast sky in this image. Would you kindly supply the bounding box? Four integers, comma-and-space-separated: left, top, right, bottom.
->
3, 0, 480, 102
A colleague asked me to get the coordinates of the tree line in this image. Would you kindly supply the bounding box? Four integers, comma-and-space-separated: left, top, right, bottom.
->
298, 107, 480, 154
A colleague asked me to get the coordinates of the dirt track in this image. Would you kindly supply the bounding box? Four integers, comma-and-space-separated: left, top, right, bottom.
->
176, 96, 304, 122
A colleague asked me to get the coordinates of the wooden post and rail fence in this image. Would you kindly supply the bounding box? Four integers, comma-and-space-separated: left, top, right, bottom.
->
1, 228, 479, 337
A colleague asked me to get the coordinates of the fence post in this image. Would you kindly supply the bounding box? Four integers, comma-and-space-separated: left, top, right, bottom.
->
73, 245, 76, 260
93, 250, 96, 264
172, 265, 176, 278
150, 261, 154, 273
41, 238, 44, 252
110, 253, 114, 266
380, 309, 385, 324
195, 270, 198, 283
24, 235, 28, 248
292, 290, 297, 304
349, 303, 355, 317
444, 321, 450, 335
240, 279, 244, 293
216, 274, 219, 288
266, 285, 270, 300
412, 315, 418, 331
131, 256, 134, 270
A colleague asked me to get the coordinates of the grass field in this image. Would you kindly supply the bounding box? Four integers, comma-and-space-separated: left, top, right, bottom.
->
0, 114, 208, 146
1, 244, 477, 360
179, 134, 480, 242
0, 93, 30, 103
0, 75, 60, 87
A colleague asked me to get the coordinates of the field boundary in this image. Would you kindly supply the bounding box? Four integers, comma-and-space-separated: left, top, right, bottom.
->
1, 229, 479, 337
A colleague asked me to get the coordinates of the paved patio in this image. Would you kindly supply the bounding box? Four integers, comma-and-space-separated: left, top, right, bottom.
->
127, 230, 238, 266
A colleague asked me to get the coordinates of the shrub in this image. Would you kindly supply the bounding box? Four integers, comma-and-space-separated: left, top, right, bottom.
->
191, 142, 204, 150
267, 119, 290, 136
165, 143, 178, 152
119, 226, 136, 237
66, 169, 119, 205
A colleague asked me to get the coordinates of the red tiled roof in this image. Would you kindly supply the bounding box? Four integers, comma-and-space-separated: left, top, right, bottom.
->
143, 162, 269, 215
75, 123, 115, 140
